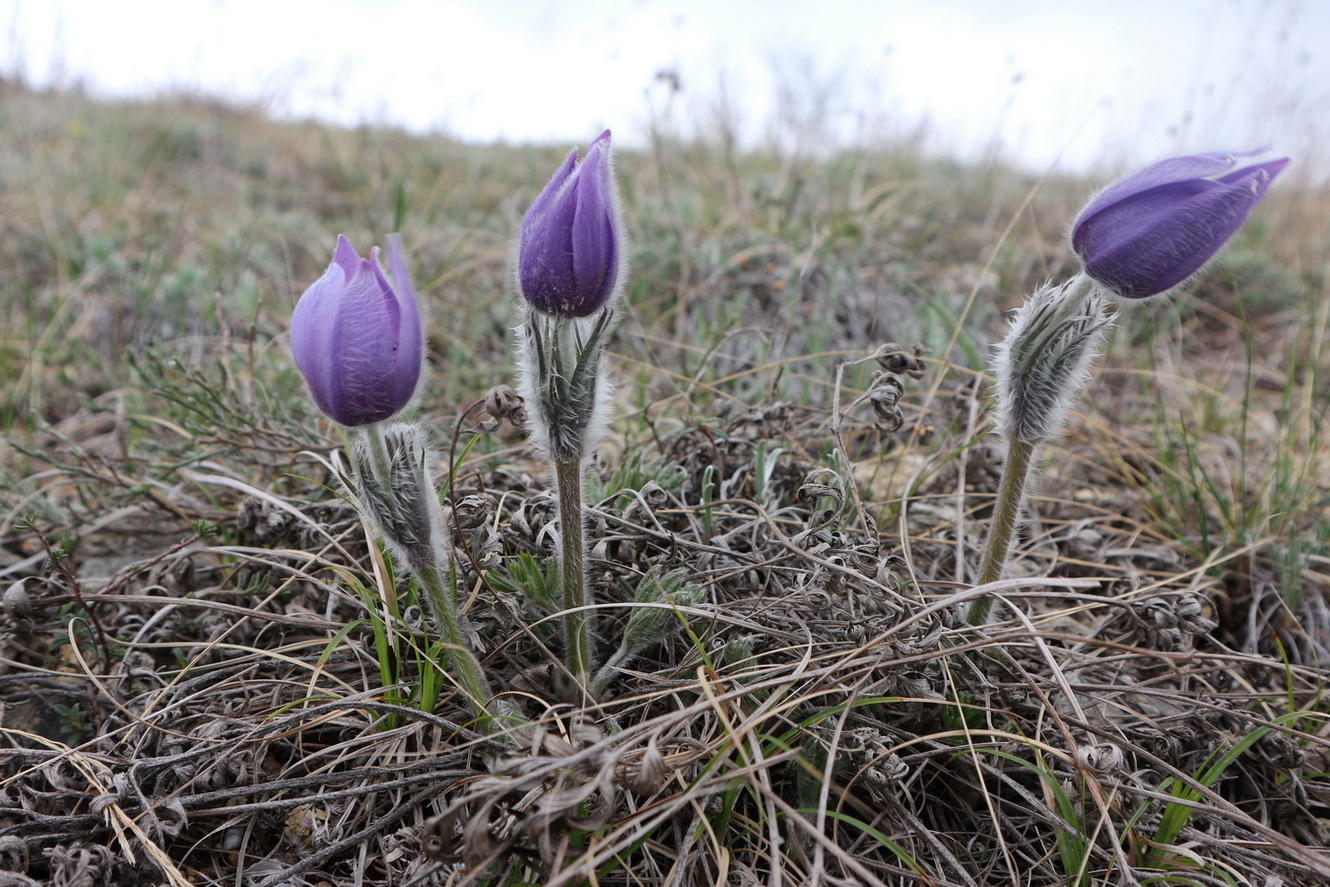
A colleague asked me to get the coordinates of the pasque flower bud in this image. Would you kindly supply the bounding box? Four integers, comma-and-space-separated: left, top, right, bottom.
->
971, 149, 1289, 622
291, 235, 422, 426
287, 236, 519, 733
511, 131, 629, 697
517, 129, 626, 317
1072, 150, 1288, 299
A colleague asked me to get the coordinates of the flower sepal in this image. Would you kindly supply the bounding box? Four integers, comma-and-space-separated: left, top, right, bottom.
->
291, 235, 423, 426
1071, 150, 1289, 299
517, 130, 627, 318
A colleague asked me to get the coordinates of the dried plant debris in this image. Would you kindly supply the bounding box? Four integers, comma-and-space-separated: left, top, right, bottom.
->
4, 387, 1330, 886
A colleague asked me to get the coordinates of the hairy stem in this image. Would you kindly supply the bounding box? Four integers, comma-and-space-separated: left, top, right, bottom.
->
554, 455, 594, 695
362, 420, 395, 493
358, 422, 523, 737
969, 436, 1037, 625
413, 561, 508, 733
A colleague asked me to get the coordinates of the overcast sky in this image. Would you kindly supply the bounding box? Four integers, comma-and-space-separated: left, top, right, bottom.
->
5, 0, 1327, 175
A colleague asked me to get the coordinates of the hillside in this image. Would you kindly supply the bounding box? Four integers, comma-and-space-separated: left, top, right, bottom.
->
2, 85, 1329, 886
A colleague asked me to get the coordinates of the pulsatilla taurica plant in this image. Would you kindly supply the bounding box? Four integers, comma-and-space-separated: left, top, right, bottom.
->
969, 150, 1288, 624
290, 235, 516, 733
513, 129, 628, 698
288, 132, 698, 732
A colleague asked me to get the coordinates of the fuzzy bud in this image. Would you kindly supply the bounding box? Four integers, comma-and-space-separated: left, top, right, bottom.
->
291, 235, 422, 426
993, 275, 1112, 444
1072, 150, 1288, 299
517, 130, 627, 318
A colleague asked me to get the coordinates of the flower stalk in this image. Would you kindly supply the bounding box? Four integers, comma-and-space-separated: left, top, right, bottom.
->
969, 437, 1036, 621
291, 235, 519, 733
515, 306, 616, 694
345, 421, 512, 732
412, 555, 497, 728
513, 130, 627, 697
553, 456, 593, 691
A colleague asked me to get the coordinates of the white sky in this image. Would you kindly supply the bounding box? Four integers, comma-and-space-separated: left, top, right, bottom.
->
5, 0, 1328, 175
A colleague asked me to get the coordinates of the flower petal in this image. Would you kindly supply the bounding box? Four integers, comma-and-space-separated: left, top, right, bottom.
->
1081, 182, 1262, 297
1078, 150, 1264, 221
570, 136, 618, 307
384, 235, 423, 411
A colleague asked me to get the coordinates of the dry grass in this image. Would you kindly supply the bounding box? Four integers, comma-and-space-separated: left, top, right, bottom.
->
2, 82, 1329, 886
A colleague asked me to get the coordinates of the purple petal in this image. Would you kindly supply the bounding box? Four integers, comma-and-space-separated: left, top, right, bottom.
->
1077, 150, 1264, 225
523, 148, 579, 235
332, 233, 362, 281
1072, 178, 1215, 259
291, 254, 351, 423
517, 131, 624, 317
1078, 182, 1264, 297
519, 151, 582, 314
384, 234, 424, 410
570, 136, 618, 308
322, 249, 396, 424
1217, 156, 1290, 196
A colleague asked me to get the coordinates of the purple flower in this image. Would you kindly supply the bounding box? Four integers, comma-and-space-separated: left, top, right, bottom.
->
1072, 150, 1289, 298
291, 235, 422, 426
517, 129, 624, 317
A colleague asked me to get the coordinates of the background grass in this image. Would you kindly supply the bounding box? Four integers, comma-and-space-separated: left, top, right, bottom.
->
2, 82, 1329, 886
